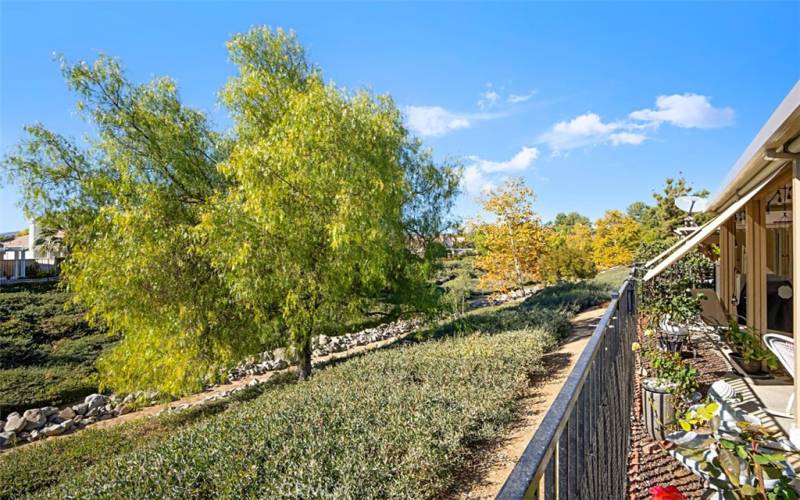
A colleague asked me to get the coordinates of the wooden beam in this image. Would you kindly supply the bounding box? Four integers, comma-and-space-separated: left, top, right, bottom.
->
745, 199, 768, 333
719, 219, 736, 316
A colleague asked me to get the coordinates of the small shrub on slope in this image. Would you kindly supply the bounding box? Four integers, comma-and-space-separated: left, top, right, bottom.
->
43, 331, 552, 499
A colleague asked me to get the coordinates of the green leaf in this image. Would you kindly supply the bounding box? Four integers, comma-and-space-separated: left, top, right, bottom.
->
718, 447, 741, 487
740, 484, 758, 496
735, 445, 748, 460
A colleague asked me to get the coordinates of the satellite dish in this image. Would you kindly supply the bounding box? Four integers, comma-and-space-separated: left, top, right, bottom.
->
675, 195, 709, 214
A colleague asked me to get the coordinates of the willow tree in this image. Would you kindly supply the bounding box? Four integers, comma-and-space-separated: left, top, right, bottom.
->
206, 28, 458, 379
3, 27, 458, 390
2, 56, 257, 395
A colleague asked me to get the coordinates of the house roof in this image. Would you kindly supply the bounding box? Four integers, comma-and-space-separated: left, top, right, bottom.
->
0, 233, 29, 250
708, 80, 800, 213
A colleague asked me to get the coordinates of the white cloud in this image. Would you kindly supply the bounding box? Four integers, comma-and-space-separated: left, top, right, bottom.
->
537, 92, 733, 152
468, 146, 540, 173
507, 90, 537, 103
462, 147, 540, 196
610, 132, 648, 146
405, 106, 473, 137
538, 112, 623, 151
478, 90, 500, 110
462, 165, 494, 195
406, 85, 537, 137
629, 93, 734, 129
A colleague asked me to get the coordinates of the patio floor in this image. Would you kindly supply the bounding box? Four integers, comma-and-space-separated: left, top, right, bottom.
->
627, 327, 800, 499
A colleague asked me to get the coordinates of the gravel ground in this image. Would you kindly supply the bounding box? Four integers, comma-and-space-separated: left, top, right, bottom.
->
627, 329, 733, 499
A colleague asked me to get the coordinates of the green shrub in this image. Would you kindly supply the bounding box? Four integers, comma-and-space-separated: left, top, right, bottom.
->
467, 307, 573, 339
522, 281, 611, 313
0, 282, 112, 412
38, 331, 552, 499
0, 365, 98, 414
0, 374, 292, 499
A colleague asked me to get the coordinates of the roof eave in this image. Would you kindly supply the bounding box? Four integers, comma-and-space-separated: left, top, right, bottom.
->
708, 81, 800, 213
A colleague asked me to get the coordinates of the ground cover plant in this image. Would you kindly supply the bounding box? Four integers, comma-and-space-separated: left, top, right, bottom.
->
0, 375, 291, 499
0, 282, 114, 414
423, 279, 613, 343
33, 330, 554, 499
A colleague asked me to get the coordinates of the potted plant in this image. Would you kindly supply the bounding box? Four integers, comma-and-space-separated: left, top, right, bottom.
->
726, 323, 779, 377
667, 401, 797, 499
637, 337, 699, 441
653, 291, 703, 352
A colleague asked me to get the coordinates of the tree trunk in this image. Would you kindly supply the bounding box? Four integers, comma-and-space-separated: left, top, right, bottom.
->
297, 341, 312, 381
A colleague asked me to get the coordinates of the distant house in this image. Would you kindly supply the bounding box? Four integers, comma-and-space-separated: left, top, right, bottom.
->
0, 222, 62, 282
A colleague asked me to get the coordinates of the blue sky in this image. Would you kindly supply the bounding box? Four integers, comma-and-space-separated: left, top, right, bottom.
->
1, 2, 798, 232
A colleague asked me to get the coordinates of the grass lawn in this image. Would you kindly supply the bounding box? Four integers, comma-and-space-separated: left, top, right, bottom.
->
0, 282, 115, 414
591, 266, 631, 290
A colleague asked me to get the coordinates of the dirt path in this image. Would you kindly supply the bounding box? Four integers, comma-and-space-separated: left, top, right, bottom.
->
455, 305, 607, 499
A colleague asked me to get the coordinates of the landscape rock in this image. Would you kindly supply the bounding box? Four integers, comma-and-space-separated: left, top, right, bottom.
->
0, 431, 15, 448
42, 423, 66, 437
72, 403, 89, 416
22, 409, 47, 431
58, 407, 76, 420
117, 404, 131, 415
40, 406, 59, 417
85, 394, 108, 410
47, 415, 66, 425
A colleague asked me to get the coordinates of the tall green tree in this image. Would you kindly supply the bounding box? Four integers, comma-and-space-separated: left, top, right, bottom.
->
3, 55, 244, 395
549, 211, 591, 233
3, 28, 458, 390
651, 175, 710, 236
540, 221, 596, 283
209, 28, 459, 379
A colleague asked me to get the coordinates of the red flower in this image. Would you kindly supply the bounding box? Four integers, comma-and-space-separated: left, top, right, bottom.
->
649, 485, 686, 500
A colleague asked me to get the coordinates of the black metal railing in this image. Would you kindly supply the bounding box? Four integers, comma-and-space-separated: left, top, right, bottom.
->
497, 274, 637, 500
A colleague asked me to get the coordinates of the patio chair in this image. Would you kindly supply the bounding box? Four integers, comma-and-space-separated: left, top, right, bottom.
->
693, 288, 730, 333
762, 333, 794, 418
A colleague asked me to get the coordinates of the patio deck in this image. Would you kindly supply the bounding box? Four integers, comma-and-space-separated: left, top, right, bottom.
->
628, 327, 800, 499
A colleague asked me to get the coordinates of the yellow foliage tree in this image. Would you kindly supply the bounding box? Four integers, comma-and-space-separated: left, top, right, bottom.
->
592, 209, 641, 269
474, 178, 548, 293
540, 222, 596, 283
